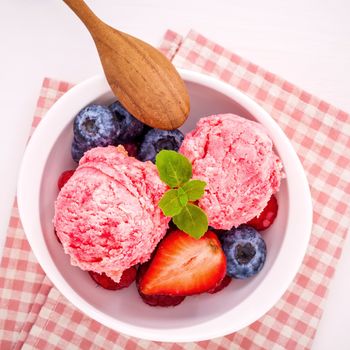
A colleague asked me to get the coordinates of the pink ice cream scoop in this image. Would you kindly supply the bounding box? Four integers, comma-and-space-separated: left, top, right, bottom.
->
54, 146, 170, 282
180, 114, 283, 230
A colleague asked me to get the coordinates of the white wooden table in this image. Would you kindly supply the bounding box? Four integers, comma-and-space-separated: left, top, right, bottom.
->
1, 1, 349, 348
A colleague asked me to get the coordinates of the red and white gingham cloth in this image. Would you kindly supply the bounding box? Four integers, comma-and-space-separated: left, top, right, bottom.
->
1, 30, 350, 350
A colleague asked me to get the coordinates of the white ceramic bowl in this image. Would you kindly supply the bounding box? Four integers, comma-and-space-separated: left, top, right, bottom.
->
17, 70, 312, 342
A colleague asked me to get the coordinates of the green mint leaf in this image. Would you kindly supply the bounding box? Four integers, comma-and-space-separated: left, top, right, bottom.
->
172, 203, 208, 239
158, 189, 183, 216
155, 151, 209, 239
182, 180, 207, 201
155, 150, 192, 188
177, 187, 188, 207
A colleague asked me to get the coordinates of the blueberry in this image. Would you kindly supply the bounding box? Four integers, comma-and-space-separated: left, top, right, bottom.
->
219, 225, 266, 279
71, 138, 88, 163
109, 101, 145, 142
73, 104, 120, 146
137, 129, 184, 163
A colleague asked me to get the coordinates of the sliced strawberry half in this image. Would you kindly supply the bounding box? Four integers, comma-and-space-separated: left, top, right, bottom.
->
139, 230, 226, 296
136, 263, 185, 307
247, 195, 278, 231
207, 275, 232, 294
89, 266, 137, 290
57, 169, 75, 190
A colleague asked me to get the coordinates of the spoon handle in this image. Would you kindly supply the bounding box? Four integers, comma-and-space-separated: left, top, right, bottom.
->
63, 0, 102, 33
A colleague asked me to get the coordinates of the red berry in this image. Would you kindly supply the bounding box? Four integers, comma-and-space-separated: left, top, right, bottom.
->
117, 266, 137, 288
89, 266, 137, 290
247, 195, 278, 231
57, 169, 75, 190
139, 230, 226, 296
122, 143, 138, 157
139, 292, 186, 307
136, 263, 185, 307
207, 275, 232, 294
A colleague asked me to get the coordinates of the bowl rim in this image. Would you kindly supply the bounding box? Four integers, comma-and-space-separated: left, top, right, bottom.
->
17, 69, 313, 342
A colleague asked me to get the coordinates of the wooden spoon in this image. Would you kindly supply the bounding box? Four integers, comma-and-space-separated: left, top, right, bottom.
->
63, 0, 190, 130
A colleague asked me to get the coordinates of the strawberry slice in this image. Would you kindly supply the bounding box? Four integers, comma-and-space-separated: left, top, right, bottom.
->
89, 266, 137, 290
247, 195, 278, 231
207, 275, 232, 294
139, 291, 185, 307
136, 263, 185, 307
57, 169, 75, 190
139, 230, 226, 296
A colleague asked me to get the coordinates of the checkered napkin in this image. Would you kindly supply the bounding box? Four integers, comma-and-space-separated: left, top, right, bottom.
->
1, 30, 350, 350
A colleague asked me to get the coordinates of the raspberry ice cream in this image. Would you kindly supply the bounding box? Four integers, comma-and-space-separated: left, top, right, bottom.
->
180, 114, 283, 230
54, 146, 170, 282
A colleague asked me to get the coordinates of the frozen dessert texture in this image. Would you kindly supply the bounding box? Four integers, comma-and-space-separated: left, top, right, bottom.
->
54, 145, 170, 282
180, 114, 283, 230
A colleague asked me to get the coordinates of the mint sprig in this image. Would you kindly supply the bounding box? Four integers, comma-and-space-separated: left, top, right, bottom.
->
158, 189, 183, 216
156, 150, 208, 239
156, 150, 192, 187
182, 179, 206, 201
173, 204, 208, 239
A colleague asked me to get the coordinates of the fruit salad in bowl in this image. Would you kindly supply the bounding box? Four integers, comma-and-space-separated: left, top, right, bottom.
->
17, 70, 312, 341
